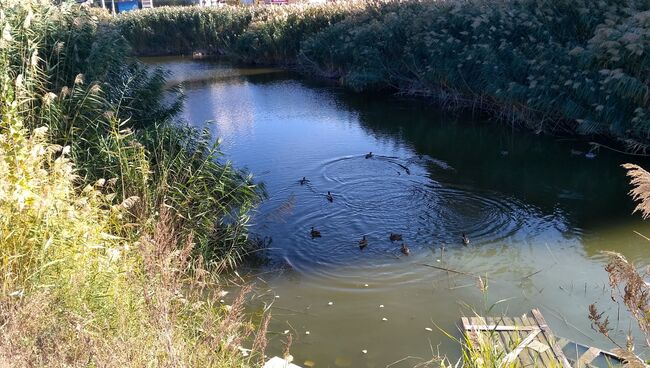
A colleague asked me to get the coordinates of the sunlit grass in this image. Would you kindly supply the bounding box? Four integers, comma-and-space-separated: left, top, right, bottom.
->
0, 0, 266, 366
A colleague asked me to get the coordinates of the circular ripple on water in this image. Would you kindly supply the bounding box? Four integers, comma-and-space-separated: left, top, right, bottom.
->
270, 154, 547, 282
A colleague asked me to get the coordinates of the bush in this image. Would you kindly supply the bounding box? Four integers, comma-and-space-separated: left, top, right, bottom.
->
117, 0, 650, 150
0, 0, 266, 365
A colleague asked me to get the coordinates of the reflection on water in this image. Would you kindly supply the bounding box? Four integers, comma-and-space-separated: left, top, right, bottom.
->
144, 56, 650, 367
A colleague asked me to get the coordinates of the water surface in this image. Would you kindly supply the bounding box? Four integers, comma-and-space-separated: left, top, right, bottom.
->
147, 56, 650, 367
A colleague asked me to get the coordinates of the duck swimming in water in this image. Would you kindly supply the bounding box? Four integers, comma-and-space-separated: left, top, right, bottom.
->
299, 176, 309, 185
400, 243, 410, 256
365, 152, 373, 159
389, 233, 403, 242
462, 233, 470, 246
326, 191, 334, 202
310, 227, 321, 238
358, 235, 368, 250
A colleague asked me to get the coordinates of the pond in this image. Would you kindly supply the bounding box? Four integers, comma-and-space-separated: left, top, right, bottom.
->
146, 56, 650, 367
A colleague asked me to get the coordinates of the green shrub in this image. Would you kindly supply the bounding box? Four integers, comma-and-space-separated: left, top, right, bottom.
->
117, 0, 650, 149
0, 0, 266, 365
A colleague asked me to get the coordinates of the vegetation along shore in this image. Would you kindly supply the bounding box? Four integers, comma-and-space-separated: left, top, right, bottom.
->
0, 1, 266, 366
116, 0, 650, 152
3, 0, 650, 366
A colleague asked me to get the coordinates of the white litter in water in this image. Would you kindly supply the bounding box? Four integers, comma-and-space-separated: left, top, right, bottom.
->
283, 330, 290, 334
364, 284, 369, 287
425, 327, 433, 332
382, 317, 388, 321
362, 350, 368, 354
328, 301, 333, 306
305, 331, 310, 335
379, 305, 384, 308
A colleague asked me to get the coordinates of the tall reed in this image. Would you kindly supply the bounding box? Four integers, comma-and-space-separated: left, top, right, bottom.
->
0, 0, 266, 366
117, 0, 650, 151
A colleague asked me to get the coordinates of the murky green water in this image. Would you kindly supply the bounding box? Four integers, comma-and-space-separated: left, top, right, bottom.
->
146, 57, 650, 367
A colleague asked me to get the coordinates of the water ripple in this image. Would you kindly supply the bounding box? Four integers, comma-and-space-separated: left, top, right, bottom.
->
256, 154, 549, 281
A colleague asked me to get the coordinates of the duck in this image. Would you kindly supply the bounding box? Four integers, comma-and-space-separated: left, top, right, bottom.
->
299, 176, 309, 185
389, 233, 403, 242
358, 235, 368, 250
365, 152, 373, 159
400, 243, 410, 256
462, 233, 470, 246
310, 227, 321, 238
326, 191, 334, 202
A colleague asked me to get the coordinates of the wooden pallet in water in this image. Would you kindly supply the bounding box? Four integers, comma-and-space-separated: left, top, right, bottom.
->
461, 309, 623, 367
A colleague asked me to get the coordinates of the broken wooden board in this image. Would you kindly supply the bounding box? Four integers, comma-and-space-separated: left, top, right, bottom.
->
461, 309, 629, 367
461, 309, 572, 367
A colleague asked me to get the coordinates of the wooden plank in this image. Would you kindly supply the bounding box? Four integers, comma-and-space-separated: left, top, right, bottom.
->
463, 324, 542, 331
497, 317, 516, 366
513, 316, 537, 367
500, 328, 541, 367
461, 317, 471, 329
500, 316, 528, 367
522, 314, 556, 367
556, 337, 571, 351
462, 317, 480, 349
531, 309, 573, 368
565, 339, 624, 362
485, 316, 508, 358
576, 347, 601, 367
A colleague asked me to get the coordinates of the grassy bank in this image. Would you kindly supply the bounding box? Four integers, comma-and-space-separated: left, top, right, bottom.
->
0, 0, 266, 366
117, 0, 650, 151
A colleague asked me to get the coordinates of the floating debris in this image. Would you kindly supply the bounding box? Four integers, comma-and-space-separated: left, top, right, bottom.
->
283, 330, 290, 334
425, 327, 433, 332
500, 150, 509, 156
361, 349, 368, 354
363, 284, 369, 287
305, 331, 310, 335
328, 301, 333, 306
304, 360, 315, 367
585, 151, 597, 159
379, 304, 384, 308
382, 317, 388, 321
238, 346, 251, 357
274, 295, 280, 299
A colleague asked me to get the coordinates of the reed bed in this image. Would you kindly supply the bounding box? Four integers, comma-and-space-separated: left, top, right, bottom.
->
0, 0, 265, 366
117, 0, 650, 150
